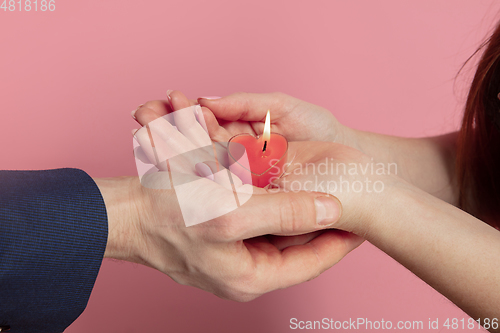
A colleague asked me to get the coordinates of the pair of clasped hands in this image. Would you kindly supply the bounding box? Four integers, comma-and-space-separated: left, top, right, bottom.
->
118, 90, 393, 301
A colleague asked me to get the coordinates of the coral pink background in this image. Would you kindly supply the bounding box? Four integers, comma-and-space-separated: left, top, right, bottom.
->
1, 1, 499, 332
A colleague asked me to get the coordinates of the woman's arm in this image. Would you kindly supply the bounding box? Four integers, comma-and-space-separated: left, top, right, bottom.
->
349, 129, 458, 205
343, 178, 500, 328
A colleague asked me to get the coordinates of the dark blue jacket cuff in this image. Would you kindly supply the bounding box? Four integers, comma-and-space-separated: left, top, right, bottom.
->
0, 168, 108, 333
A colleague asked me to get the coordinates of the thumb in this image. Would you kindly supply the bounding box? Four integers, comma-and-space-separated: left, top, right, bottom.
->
225, 190, 343, 240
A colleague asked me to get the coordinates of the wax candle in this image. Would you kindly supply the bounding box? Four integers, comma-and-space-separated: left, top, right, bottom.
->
227, 111, 288, 188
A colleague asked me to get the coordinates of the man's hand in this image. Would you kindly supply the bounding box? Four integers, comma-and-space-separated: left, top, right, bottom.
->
95, 173, 362, 302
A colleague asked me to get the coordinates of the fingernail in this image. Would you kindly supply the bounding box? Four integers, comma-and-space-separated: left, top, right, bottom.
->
131, 104, 143, 119
131, 128, 139, 137
166, 90, 174, 109
198, 96, 221, 102
195, 162, 214, 181
195, 106, 208, 133
315, 196, 342, 226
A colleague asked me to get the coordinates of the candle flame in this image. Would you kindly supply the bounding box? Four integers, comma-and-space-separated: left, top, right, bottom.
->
262, 110, 271, 152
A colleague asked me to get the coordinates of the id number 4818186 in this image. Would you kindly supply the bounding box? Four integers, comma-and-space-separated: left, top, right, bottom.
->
1, 0, 55, 11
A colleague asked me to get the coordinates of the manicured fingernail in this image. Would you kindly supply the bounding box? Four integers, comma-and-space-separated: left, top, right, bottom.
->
131, 129, 139, 137
166, 90, 174, 109
315, 196, 342, 226
195, 162, 214, 181
198, 96, 221, 103
131, 104, 143, 119
195, 106, 208, 133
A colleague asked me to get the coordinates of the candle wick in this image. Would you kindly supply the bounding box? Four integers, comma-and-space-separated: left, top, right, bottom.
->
262, 141, 268, 152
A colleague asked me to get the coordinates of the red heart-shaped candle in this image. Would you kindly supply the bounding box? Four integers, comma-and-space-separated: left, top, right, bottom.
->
227, 133, 288, 188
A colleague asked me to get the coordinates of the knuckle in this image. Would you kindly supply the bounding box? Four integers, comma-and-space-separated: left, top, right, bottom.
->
279, 195, 311, 234
210, 213, 243, 241
169, 90, 186, 106
142, 100, 164, 112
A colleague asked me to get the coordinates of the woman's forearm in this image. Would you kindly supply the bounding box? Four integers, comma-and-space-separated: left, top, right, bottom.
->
363, 181, 500, 325
347, 128, 458, 205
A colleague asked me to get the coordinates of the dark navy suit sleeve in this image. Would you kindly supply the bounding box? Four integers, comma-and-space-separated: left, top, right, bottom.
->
0, 168, 108, 333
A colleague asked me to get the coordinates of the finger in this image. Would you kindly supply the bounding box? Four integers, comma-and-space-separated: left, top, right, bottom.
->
147, 116, 198, 154
251, 230, 364, 291
196, 106, 209, 134
201, 107, 232, 142
134, 126, 176, 171
132, 145, 151, 164
198, 92, 291, 122
170, 90, 192, 111
196, 160, 244, 189
198, 108, 237, 169
134, 100, 171, 126
221, 191, 343, 241
135, 118, 206, 172
131, 104, 143, 119
173, 105, 212, 147
266, 231, 323, 251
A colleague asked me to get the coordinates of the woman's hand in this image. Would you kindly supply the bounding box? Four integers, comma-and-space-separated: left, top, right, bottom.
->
198, 92, 349, 144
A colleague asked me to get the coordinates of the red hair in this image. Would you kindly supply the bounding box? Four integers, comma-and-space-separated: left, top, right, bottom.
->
457, 20, 500, 227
